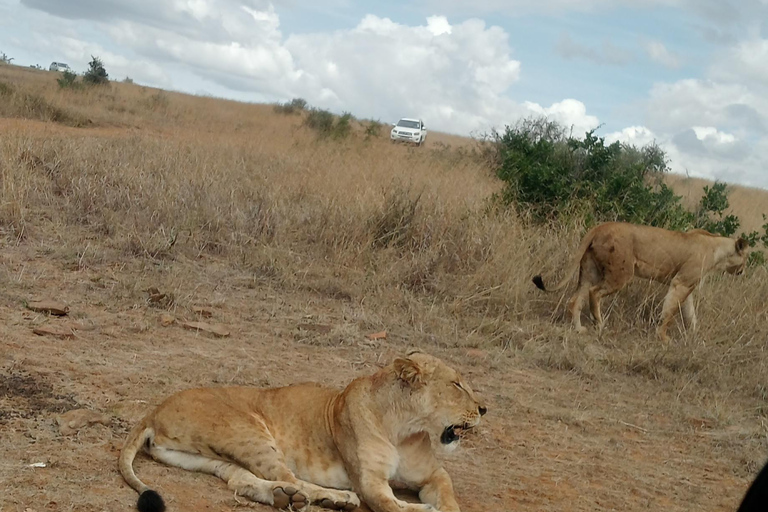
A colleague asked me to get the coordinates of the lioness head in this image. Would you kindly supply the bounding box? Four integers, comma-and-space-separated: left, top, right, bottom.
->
392, 352, 487, 446
726, 238, 749, 276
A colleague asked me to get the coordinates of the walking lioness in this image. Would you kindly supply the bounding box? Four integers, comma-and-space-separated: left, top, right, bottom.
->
119, 351, 487, 512
533, 222, 748, 340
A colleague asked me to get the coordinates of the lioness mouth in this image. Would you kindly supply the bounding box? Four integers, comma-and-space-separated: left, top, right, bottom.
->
441, 424, 471, 444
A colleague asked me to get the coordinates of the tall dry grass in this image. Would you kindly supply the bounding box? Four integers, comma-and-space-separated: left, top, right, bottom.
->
1, 64, 768, 449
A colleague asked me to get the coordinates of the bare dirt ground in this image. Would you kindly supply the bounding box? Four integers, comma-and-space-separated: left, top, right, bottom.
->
0, 238, 757, 512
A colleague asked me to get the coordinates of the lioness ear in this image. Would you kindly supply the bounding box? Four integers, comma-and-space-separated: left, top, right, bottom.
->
736, 238, 749, 254
394, 357, 424, 389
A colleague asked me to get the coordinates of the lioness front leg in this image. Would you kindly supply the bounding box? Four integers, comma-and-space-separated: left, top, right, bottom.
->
419, 468, 460, 512
681, 293, 697, 332
658, 280, 693, 341
359, 471, 437, 512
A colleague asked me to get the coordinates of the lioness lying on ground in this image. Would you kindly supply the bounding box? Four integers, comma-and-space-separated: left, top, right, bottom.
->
533, 222, 748, 341
119, 351, 487, 512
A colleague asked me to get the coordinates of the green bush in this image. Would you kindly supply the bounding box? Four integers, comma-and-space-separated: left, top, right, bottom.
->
364, 119, 383, 139
274, 97, 308, 115
331, 112, 353, 139
304, 108, 334, 135
694, 182, 740, 236
83, 56, 109, 86
494, 117, 693, 230
303, 108, 353, 140
57, 70, 79, 89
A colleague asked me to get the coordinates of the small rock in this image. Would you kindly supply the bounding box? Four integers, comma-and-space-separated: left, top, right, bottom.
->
180, 321, 230, 337
158, 313, 176, 327
192, 306, 213, 318
56, 409, 111, 435
32, 325, 75, 339
26, 300, 69, 316
366, 330, 387, 341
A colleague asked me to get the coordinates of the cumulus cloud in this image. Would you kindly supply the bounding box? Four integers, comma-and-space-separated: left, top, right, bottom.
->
605, 126, 658, 147
524, 99, 599, 135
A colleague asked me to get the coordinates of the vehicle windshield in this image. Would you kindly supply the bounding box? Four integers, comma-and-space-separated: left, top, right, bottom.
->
396, 120, 420, 129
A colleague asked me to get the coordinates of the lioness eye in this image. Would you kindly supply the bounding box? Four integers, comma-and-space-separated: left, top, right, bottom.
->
453, 381, 463, 390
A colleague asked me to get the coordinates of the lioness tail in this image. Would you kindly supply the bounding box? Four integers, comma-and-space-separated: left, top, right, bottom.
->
533, 225, 600, 293
118, 420, 166, 512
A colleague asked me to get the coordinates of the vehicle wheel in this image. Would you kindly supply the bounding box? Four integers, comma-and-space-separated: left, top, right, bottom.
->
417, 138, 422, 147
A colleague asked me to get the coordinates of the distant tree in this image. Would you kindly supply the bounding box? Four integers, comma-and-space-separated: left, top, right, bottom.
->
83, 55, 109, 85
0, 52, 14, 64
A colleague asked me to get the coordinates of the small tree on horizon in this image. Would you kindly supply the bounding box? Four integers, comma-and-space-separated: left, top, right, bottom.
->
83, 55, 109, 85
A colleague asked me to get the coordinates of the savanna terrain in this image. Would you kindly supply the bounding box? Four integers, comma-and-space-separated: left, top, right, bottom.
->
1, 63, 768, 512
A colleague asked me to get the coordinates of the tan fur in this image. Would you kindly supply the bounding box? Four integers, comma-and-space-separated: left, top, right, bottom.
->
119, 352, 487, 512
533, 222, 748, 341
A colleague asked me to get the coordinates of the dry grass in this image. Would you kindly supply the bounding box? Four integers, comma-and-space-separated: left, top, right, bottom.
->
1, 63, 767, 511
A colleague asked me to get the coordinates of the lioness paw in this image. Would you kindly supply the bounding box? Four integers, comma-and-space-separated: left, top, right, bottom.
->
317, 490, 360, 511
272, 485, 308, 510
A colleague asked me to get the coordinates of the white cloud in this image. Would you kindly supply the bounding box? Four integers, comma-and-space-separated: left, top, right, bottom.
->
426, 15, 452, 36
605, 125, 658, 147
524, 99, 599, 135
643, 40, 681, 69
691, 126, 736, 144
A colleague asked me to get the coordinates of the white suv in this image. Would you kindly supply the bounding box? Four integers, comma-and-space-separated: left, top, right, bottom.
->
49, 62, 71, 72
390, 118, 427, 146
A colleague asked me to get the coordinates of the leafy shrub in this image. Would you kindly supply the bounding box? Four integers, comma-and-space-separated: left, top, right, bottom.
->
57, 70, 79, 89
494, 117, 693, 230
331, 112, 353, 139
694, 182, 740, 236
83, 56, 109, 86
304, 108, 335, 136
365, 119, 383, 139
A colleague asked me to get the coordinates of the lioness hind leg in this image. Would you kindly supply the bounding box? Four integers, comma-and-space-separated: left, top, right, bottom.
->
568, 284, 589, 333
148, 446, 309, 509
569, 256, 601, 333
205, 423, 359, 510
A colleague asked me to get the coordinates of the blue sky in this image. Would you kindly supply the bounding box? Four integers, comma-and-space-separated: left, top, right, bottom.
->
2, 0, 767, 187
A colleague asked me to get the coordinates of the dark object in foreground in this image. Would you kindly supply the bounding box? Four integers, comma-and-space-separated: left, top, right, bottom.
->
738, 458, 768, 512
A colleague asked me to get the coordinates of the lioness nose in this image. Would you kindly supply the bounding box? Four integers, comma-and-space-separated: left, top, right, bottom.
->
478, 406, 487, 416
